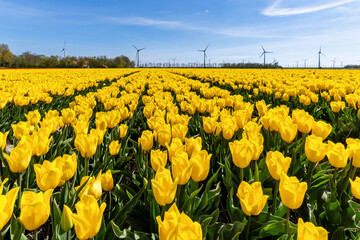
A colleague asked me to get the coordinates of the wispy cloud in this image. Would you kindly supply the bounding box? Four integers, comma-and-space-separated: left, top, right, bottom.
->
0, 0, 58, 17
262, 0, 355, 16
104, 16, 182, 27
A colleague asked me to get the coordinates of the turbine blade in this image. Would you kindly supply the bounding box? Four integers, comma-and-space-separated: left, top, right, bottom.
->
132, 45, 138, 50
205, 45, 209, 51
139, 48, 145, 51
261, 45, 265, 51
260, 53, 264, 58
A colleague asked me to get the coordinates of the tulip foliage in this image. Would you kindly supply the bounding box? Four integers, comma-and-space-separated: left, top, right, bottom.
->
0, 68, 360, 240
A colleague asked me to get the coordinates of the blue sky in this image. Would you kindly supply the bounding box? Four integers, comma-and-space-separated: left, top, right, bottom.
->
1, 0, 360, 67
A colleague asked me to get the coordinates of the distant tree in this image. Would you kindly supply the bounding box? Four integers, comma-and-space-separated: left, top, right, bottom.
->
0, 43, 14, 67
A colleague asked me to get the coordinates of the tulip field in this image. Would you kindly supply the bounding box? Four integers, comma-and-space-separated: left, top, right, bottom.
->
1, 68, 360, 240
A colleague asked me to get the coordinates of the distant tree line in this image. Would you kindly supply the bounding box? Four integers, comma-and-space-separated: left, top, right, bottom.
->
222, 62, 282, 68
0, 43, 135, 68
344, 65, 360, 69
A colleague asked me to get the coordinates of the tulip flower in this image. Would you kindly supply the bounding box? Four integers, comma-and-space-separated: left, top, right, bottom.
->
349, 177, 360, 199
19, 189, 53, 231
346, 138, 360, 168
305, 135, 328, 163
256, 100, 268, 116
156, 203, 202, 240
74, 133, 98, 158
330, 101, 345, 113
171, 124, 188, 142
150, 149, 168, 171
172, 150, 193, 185
95, 114, 108, 130
109, 140, 121, 155
202, 116, 217, 134
156, 125, 172, 147
0, 180, 19, 231
292, 109, 314, 134
191, 150, 212, 182
12, 121, 31, 140
185, 137, 202, 158
76, 171, 103, 200
279, 117, 298, 143
236, 181, 269, 216
327, 141, 349, 168
297, 218, 328, 240
0, 131, 9, 151
234, 109, 251, 129
73, 120, 89, 135
3, 142, 33, 173
266, 151, 292, 180
72, 195, 106, 240
89, 128, 106, 146
55, 153, 77, 182
152, 167, 178, 206
312, 121, 332, 140
229, 139, 254, 168
106, 110, 121, 128
167, 138, 185, 162
61, 205, 74, 232
118, 123, 128, 138
243, 132, 264, 161
25, 109, 41, 126
61, 108, 76, 125
279, 173, 307, 209
138, 130, 154, 152
34, 160, 63, 191
31, 131, 52, 156
101, 170, 114, 191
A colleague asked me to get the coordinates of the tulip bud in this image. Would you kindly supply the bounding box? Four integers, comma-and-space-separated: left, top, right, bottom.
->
138, 130, 154, 152
61, 108, 76, 125
0, 131, 9, 151
185, 137, 202, 158
11, 121, 31, 140
34, 160, 63, 191
171, 124, 188, 142
74, 133, 98, 158
327, 141, 349, 168
172, 150, 193, 185
55, 153, 77, 182
202, 116, 217, 134
256, 100, 268, 116
191, 150, 212, 182
236, 181, 268, 216
118, 124, 128, 138
279, 117, 298, 143
0, 185, 19, 231
3, 141, 32, 173
151, 167, 178, 206
297, 218, 328, 240
109, 140, 121, 155
349, 177, 360, 199
150, 149, 168, 171
312, 121, 332, 140
279, 173, 307, 209
229, 139, 254, 168
157, 125, 172, 147
305, 135, 328, 163
167, 138, 185, 162
101, 170, 114, 191
61, 205, 74, 232
266, 151, 291, 180
25, 110, 41, 126
346, 138, 360, 168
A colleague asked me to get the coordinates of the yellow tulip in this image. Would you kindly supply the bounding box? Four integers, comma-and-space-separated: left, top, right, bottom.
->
185, 137, 202, 158
167, 138, 185, 162
312, 121, 332, 140
279, 117, 298, 143
118, 124, 128, 138
327, 141, 349, 168
346, 138, 360, 168
279, 173, 307, 209
349, 177, 360, 199
236, 181, 269, 216
89, 128, 106, 146
256, 100, 268, 116
109, 140, 121, 155
60, 205, 74, 232
330, 101, 345, 113
73, 120, 89, 135
243, 132, 264, 161
34, 160, 63, 191
266, 151, 292, 180
95, 113, 108, 130
72, 195, 106, 240
229, 139, 254, 168
151, 166, 178, 206
25, 110, 41, 126
171, 124, 188, 142
61, 108, 76, 125
172, 150, 193, 185
3, 142, 33, 173
0, 180, 19, 231
55, 153, 77, 182
76, 171, 103, 200
101, 170, 114, 191
0, 131, 9, 151
138, 130, 154, 152
292, 109, 314, 134
12, 121, 31, 140
202, 116, 217, 134
305, 135, 328, 163
297, 218, 328, 240
191, 150, 212, 182
156, 203, 202, 240
150, 149, 168, 171
31, 131, 52, 156
221, 116, 237, 140
19, 189, 53, 231
156, 125, 172, 147
74, 133, 98, 158
106, 110, 121, 128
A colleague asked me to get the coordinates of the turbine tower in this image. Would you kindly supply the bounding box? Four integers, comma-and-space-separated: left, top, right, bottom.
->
59, 41, 66, 58
172, 57, 177, 67
295, 60, 300, 68
318, 47, 325, 69
302, 59, 308, 68
132, 45, 145, 68
331, 58, 336, 68
260, 45, 272, 65
198, 45, 209, 68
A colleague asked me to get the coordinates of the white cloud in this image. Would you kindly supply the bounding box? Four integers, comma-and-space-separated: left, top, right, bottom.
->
262, 0, 355, 16
105, 16, 182, 27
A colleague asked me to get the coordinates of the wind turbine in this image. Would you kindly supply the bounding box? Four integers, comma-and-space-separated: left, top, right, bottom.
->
172, 57, 177, 67
132, 45, 145, 68
272, 58, 278, 65
198, 45, 209, 68
302, 59, 308, 68
295, 60, 300, 68
331, 58, 336, 68
318, 47, 325, 69
59, 41, 66, 58
260, 45, 272, 65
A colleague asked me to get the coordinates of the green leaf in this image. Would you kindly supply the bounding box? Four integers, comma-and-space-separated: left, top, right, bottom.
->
10, 216, 26, 240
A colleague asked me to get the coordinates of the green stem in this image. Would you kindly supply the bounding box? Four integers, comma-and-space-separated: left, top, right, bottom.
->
307, 161, 315, 186
240, 168, 244, 182
254, 161, 259, 182
108, 191, 112, 219
67, 231, 70, 240
271, 180, 279, 215
34, 229, 38, 240
84, 156, 88, 177
18, 172, 22, 208
285, 208, 291, 239
176, 185, 182, 208
333, 167, 338, 185
245, 215, 252, 240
